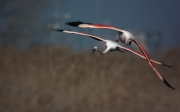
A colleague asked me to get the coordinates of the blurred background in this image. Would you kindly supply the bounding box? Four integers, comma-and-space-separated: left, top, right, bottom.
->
0, 0, 180, 111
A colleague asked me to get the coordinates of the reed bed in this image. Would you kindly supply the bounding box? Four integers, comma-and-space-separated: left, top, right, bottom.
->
0, 46, 179, 112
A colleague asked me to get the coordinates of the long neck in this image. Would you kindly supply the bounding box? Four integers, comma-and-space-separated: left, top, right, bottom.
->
97, 47, 110, 55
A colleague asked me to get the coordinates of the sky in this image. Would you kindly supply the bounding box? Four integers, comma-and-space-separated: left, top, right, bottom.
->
1, 0, 180, 51
51, 0, 180, 50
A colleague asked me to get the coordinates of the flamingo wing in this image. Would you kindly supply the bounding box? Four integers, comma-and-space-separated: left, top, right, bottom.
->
66, 20, 124, 32
117, 44, 175, 90
51, 28, 106, 42
116, 46, 172, 68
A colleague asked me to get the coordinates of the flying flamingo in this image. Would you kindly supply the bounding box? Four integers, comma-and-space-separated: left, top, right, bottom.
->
65, 21, 174, 89
51, 28, 174, 89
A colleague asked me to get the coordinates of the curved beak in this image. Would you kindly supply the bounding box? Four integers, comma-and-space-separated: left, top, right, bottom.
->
92, 49, 95, 53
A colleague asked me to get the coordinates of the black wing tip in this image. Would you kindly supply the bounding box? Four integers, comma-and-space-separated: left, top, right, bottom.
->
51, 28, 64, 32
163, 78, 175, 90
65, 20, 84, 27
162, 63, 173, 68
65, 20, 92, 27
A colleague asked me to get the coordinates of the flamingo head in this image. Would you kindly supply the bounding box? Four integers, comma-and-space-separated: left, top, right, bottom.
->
92, 46, 98, 53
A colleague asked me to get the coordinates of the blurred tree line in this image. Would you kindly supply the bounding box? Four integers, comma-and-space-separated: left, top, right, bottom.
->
0, 0, 65, 48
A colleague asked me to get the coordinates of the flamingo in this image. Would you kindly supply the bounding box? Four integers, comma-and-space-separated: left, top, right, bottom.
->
65, 21, 175, 89
51, 28, 174, 89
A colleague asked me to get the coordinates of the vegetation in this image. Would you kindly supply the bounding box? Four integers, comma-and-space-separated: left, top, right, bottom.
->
0, 46, 179, 112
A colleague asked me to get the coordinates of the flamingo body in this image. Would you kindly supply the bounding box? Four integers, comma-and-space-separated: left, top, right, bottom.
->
117, 30, 134, 45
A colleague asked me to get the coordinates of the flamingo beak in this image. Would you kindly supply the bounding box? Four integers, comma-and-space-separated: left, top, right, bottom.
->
92, 49, 95, 53
92, 48, 96, 53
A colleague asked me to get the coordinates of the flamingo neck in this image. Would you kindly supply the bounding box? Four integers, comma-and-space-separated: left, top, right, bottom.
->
96, 47, 110, 55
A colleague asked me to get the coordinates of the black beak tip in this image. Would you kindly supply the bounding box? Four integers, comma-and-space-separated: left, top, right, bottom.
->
92, 49, 95, 53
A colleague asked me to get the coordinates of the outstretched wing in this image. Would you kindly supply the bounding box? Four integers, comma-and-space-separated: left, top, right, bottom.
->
65, 20, 124, 32
51, 28, 106, 42
65, 20, 92, 27
117, 44, 175, 90
117, 46, 172, 68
